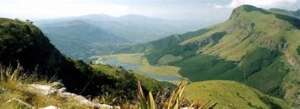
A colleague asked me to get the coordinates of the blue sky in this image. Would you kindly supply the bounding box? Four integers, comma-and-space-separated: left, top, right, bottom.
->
0, 0, 299, 22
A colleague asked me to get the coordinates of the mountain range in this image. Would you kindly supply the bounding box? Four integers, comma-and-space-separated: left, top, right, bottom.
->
35, 15, 204, 60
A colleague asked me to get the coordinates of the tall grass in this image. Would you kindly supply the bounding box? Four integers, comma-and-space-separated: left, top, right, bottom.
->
0, 66, 88, 109
0, 65, 33, 109
0, 65, 24, 83
137, 81, 194, 109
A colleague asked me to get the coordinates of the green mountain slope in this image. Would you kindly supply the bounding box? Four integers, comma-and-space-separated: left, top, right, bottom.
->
184, 80, 289, 109
120, 5, 300, 107
0, 18, 164, 103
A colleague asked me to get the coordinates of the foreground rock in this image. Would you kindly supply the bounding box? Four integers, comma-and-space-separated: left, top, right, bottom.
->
28, 83, 120, 109
40, 106, 60, 109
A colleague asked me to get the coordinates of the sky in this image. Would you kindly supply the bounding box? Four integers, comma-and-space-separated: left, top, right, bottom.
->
0, 0, 299, 22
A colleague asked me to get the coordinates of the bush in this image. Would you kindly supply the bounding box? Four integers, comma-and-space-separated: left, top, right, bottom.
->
297, 46, 300, 55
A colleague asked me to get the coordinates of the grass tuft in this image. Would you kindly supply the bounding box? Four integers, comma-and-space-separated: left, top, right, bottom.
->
137, 81, 206, 109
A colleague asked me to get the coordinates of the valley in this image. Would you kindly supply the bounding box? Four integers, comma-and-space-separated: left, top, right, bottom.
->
91, 53, 185, 83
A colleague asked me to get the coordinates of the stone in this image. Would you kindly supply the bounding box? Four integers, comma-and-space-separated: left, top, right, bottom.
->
39, 105, 60, 109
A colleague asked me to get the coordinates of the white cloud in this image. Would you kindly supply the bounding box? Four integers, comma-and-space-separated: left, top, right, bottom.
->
228, 0, 298, 8
0, 0, 130, 19
0, 0, 298, 21
211, 4, 225, 9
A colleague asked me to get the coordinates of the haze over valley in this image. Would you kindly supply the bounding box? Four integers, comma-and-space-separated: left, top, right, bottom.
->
35, 14, 204, 59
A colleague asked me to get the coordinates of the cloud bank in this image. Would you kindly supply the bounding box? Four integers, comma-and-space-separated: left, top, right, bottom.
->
228, 0, 299, 9
0, 0, 299, 22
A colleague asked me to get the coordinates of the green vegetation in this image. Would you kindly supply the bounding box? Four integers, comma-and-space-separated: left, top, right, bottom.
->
239, 48, 280, 77
118, 5, 300, 108
297, 46, 300, 55
184, 80, 290, 109
175, 54, 237, 81
137, 81, 189, 109
118, 29, 210, 65
174, 47, 289, 96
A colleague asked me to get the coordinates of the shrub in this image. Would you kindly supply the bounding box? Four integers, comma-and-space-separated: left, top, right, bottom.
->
297, 46, 300, 55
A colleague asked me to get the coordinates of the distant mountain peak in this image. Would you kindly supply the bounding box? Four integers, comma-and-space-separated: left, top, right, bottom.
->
118, 14, 164, 21
119, 14, 148, 18
235, 5, 258, 11
230, 5, 270, 19
296, 9, 300, 14
293, 9, 300, 17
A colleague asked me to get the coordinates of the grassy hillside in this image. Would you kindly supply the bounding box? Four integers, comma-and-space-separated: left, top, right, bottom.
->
118, 28, 210, 65
184, 80, 290, 109
118, 5, 300, 107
